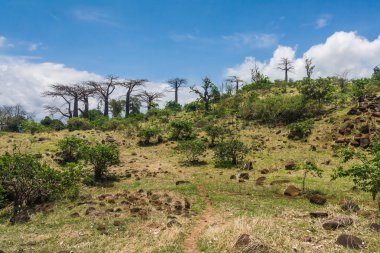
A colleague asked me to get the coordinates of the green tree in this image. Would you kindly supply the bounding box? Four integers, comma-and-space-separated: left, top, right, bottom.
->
333, 140, 380, 210
109, 99, 125, 118
137, 127, 162, 145
214, 139, 248, 166
57, 136, 85, 163
177, 139, 207, 164
204, 124, 225, 146
84, 144, 120, 181
170, 120, 194, 140
297, 161, 322, 192
299, 77, 334, 110
190, 77, 220, 112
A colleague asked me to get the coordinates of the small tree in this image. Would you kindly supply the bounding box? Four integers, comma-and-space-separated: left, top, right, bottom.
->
137, 127, 162, 145
84, 144, 120, 182
170, 120, 194, 140
67, 117, 91, 131
288, 120, 314, 140
204, 124, 225, 146
177, 139, 207, 164
190, 77, 220, 113
333, 141, 380, 210
0, 153, 82, 223
214, 139, 248, 166
57, 136, 85, 163
109, 99, 125, 118
299, 77, 334, 110
296, 161, 322, 192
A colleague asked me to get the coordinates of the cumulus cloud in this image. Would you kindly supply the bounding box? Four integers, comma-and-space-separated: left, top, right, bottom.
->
0, 37, 6, 47
0, 56, 198, 119
222, 33, 278, 48
225, 31, 380, 82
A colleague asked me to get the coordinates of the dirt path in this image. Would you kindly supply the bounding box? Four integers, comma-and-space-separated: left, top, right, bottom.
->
183, 184, 214, 253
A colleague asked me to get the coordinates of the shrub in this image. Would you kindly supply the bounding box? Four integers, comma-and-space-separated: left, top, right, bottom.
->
21, 120, 45, 134
298, 77, 334, 110
204, 124, 225, 146
248, 95, 305, 124
165, 101, 182, 112
40, 116, 65, 131
170, 120, 194, 140
138, 127, 162, 145
84, 144, 120, 182
214, 139, 248, 166
333, 140, 380, 210
184, 101, 202, 112
101, 118, 126, 131
57, 136, 86, 164
288, 120, 314, 140
177, 139, 207, 164
67, 117, 91, 131
0, 153, 82, 222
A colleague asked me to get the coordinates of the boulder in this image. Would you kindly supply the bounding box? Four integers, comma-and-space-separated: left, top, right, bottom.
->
260, 169, 270, 174
239, 173, 249, 180
270, 179, 290, 185
256, 176, 266, 186
285, 161, 296, 170
309, 212, 328, 218
284, 185, 301, 197
340, 200, 360, 212
336, 234, 364, 249
322, 217, 353, 230
230, 175, 237, 180
175, 180, 191, 185
167, 219, 182, 227
233, 234, 270, 252
369, 223, 380, 232
309, 194, 327, 205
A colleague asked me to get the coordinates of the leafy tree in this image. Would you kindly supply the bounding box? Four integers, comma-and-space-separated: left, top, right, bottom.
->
0, 153, 82, 222
40, 116, 65, 131
372, 66, 380, 82
288, 120, 314, 140
299, 77, 334, 110
137, 127, 162, 145
109, 99, 125, 118
130, 96, 142, 114
84, 144, 120, 181
204, 124, 225, 146
165, 101, 182, 112
21, 120, 45, 134
333, 140, 380, 210
67, 117, 91, 131
296, 161, 322, 192
177, 139, 207, 164
352, 78, 374, 102
214, 139, 248, 166
190, 77, 220, 112
170, 120, 194, 140
57, 136, 86, 163
168, 78, 187, 103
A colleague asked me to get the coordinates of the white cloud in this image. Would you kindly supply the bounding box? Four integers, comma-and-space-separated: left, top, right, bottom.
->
72, 8, 118, 26
223, 33, 278, 48
315, 14, 332, 29
0, 56, 102, 119
0, 36, 6, 47
225, 31, 380, 82
28, 43, 42, 51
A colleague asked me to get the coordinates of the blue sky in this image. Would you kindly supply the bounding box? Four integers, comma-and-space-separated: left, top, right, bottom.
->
1, 0, 380, 84
1, 0, 380, 117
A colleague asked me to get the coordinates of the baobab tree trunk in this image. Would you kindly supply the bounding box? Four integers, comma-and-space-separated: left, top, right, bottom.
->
104, 96, 109, 117
175, 87, 178, 104
83, 97, 89, 118
125, 92, 130, 118
285, 70, 288, 83
73, 96, 79, 117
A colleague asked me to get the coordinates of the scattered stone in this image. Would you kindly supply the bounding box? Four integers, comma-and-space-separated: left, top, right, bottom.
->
285, 161, 296, 170
369, 223, 380, 232
96, 223, 106, 231
70, 212, 80, 218
241, 162, 253, 170
341, 200, 360, 212
260, 169, 270, 174
322, 217, 353, 230
230, 175, 237, 180
336, 234, 364, 249
85, 207, 96, 215
167, 219, 182, 227
309, 194, 327, 205
239, 173, 249, 180
234, 234, 251, 248
113, 220, 122, 226
284, 185, 301, 197
309, 212, 328, 218
175, 180, 191, 185
233, 234, 269, 252
256, 176, 266, 186
184, 198, 191, 209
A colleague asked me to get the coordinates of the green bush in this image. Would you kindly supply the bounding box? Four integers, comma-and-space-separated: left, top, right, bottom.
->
184, 101, 202, 112
248, 95, 305, 124
67, 117, 91, 131
84, 144, 120, 182
214, 139, 248, 166
57, 136, 86, 164
0, 153, 82, 222
101, 118, 126, 131
177, 139, 207, 164
21, 120, 45, 134
40, 116, 65, 131
170, 120, 194, 140
288, 120, 314, 140
138, 126, 162, 145
165, 101, 182, 112
204, 124, 225, 146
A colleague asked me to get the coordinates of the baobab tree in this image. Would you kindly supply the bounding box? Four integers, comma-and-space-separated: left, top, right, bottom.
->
190, 77, 219, 112
167, 78, 187, 104
137, 90, 164, 110
277, 58, 294, 83
76, 83, 96, 118
226, 76, 243, 93
86, 75, 119, 117
305, 58, 315, 78
119, 79, 147, 117
43, 84, 77, 118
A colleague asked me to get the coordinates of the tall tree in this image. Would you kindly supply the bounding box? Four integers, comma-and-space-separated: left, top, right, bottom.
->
86, 75, 119, 117
119, 79, 147, 118
76, 83, 96, 118
109, 99, 125, 118
305, 58, 315, 78
167, 78, 187, 104
43, 84, 76, 118
190, 77, 219, 112
137, 90, 164, 110
226, 76, 243, 93
277, 58, 294, 83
